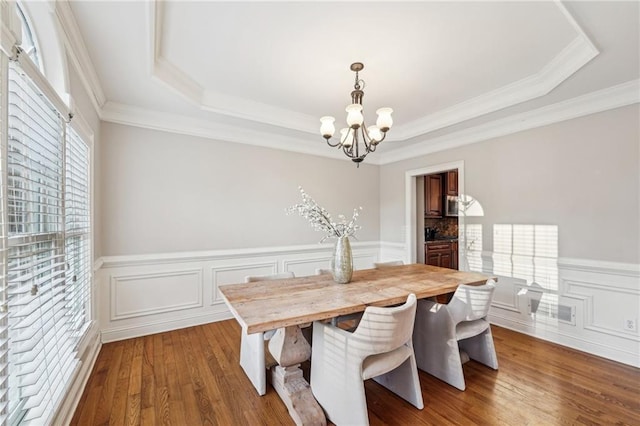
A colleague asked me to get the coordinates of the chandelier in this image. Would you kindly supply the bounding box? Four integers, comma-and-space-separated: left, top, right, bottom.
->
320, 62, 393, 165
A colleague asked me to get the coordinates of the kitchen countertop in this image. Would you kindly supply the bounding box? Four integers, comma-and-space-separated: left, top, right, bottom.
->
425, 236, 458, 242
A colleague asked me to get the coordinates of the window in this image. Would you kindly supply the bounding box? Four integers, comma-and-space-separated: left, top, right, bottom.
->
0, 12, 92, 424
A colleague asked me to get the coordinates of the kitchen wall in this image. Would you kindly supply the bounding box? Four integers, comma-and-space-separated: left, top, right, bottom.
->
380, 104, 640, 366
100, 122, 380, 256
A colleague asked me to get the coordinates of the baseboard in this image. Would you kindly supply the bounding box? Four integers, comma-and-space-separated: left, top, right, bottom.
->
490, 312, 640, 367
101, 309, 234, 343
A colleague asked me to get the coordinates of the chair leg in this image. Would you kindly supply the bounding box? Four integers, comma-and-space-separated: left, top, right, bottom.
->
372, 354, 424, 410
458, 328, 499, 370
240, 330, 266, 395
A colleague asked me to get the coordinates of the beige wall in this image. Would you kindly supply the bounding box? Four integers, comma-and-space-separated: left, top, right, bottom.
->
380, 104, 640, 263
100, 123, 380, 256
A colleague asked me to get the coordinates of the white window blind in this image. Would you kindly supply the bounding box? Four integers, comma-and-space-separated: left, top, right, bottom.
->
64, 128, 90, 340
0, 56, 9, 425
2, 60, 90, 425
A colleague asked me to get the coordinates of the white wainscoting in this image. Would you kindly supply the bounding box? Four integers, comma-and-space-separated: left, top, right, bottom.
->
465, 251, 640, 368
97, 241, 382, 342
96, 242, 639, 367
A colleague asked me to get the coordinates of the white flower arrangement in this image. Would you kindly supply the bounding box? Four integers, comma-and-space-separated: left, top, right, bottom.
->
286, 186, 362, 243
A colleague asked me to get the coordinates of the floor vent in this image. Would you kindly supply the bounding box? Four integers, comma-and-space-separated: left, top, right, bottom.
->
557, 304, 576, 325
533, 298, 576, 326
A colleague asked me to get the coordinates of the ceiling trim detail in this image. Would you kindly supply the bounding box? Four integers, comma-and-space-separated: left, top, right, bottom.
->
392, 33, 598, 140
379, 79, 640, 165
147, 0, 202, 103
146, 1, 316, 134
55, 0, 106, 114
147, 0, 599, 140
100, 101, 346, 162
100, 79, 640, 167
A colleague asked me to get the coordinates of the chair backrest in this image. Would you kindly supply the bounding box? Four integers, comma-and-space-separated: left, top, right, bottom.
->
315, 268, 332, 275
373, 260, 404, 268
351, 294, 417, 355
245, 272, 295, 283
449, 280, 496, 323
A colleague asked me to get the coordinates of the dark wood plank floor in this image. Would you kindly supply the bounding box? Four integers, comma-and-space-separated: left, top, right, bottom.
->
71, 320, 640, 425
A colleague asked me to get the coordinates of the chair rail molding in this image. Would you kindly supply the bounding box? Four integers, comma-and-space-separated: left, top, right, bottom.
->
97, 241, 383, 342
95, 242, 639, 367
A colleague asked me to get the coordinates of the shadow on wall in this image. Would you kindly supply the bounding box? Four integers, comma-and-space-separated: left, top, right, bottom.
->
460, 194, 561, 324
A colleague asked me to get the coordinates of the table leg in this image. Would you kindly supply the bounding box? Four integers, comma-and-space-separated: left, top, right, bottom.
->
268, 326, 326, 426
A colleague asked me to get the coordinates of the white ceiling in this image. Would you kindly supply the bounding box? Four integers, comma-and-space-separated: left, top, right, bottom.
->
66, 1, 639, 164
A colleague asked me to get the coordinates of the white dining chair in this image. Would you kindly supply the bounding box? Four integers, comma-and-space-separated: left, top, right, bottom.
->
413, 280, 498, 391
310, 294, 424, 425
374, 260, 405, 268
240, 271, 295, 395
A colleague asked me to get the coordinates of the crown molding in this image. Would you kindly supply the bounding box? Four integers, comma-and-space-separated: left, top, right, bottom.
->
54, 0, 106, 114
100, 101, 350, 162
146, 0, 316, 134
99, 79, 638, 167
147, 0, 599, 141
147, 0, 202, 104
377, 79, 640, 165
392, 32, 598, 141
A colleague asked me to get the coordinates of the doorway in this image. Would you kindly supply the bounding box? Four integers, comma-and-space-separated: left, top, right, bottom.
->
404, 161, 465, 267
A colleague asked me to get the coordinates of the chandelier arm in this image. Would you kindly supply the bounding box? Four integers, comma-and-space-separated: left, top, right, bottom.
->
318, 62, 391, 166
325, 137, 342, 148
361, 124, 372, 148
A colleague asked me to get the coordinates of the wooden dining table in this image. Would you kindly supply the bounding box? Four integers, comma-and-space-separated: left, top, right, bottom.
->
219, 263, 493, 425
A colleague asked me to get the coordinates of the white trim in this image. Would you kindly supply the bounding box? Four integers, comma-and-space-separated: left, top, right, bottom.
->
379, 79, 640, 165
393, 32, 598, 141
145, 1, 598, 141
100, 101, 351, 162
68, 101, 95, 143
52, 326, 101, 425
558, 257, 640, 278
15, 50, 71, 117
404, 161, 465, 264
210, 262, 279, 305
101, 310, 234, 343
490, 312, 639, 367
54, 1, 105, 114
95, 244, 640, 367
0, 0, 19, 57
110, 268, 204, 320
100, 240, 382, 268
98, 78, 639, 167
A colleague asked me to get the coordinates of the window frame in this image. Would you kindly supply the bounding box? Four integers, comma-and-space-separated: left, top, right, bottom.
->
0, 6, 95, 424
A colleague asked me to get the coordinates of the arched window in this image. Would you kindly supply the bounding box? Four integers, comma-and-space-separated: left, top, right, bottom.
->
1, 3, 92, 424
16, 3, 41, 70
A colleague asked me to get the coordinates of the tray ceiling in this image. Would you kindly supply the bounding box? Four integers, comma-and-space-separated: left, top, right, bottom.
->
67, 1, 639, 163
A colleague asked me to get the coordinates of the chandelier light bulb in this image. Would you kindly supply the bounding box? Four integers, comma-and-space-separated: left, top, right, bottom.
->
318, 62, 391, 165
376, 108, 393, 132
340, 128, 353, 147
320, 116, 336, 138
346, 104, 364, 129
367, 125, 382, 144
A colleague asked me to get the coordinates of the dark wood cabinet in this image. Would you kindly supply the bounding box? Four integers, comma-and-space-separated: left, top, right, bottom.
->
451, 241, 458, 270
446, 170, 458, 196
425, 174, 443, 217
425, 241, 457, 270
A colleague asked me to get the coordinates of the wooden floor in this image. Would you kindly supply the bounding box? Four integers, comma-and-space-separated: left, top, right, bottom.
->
71, 320, 640, 425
